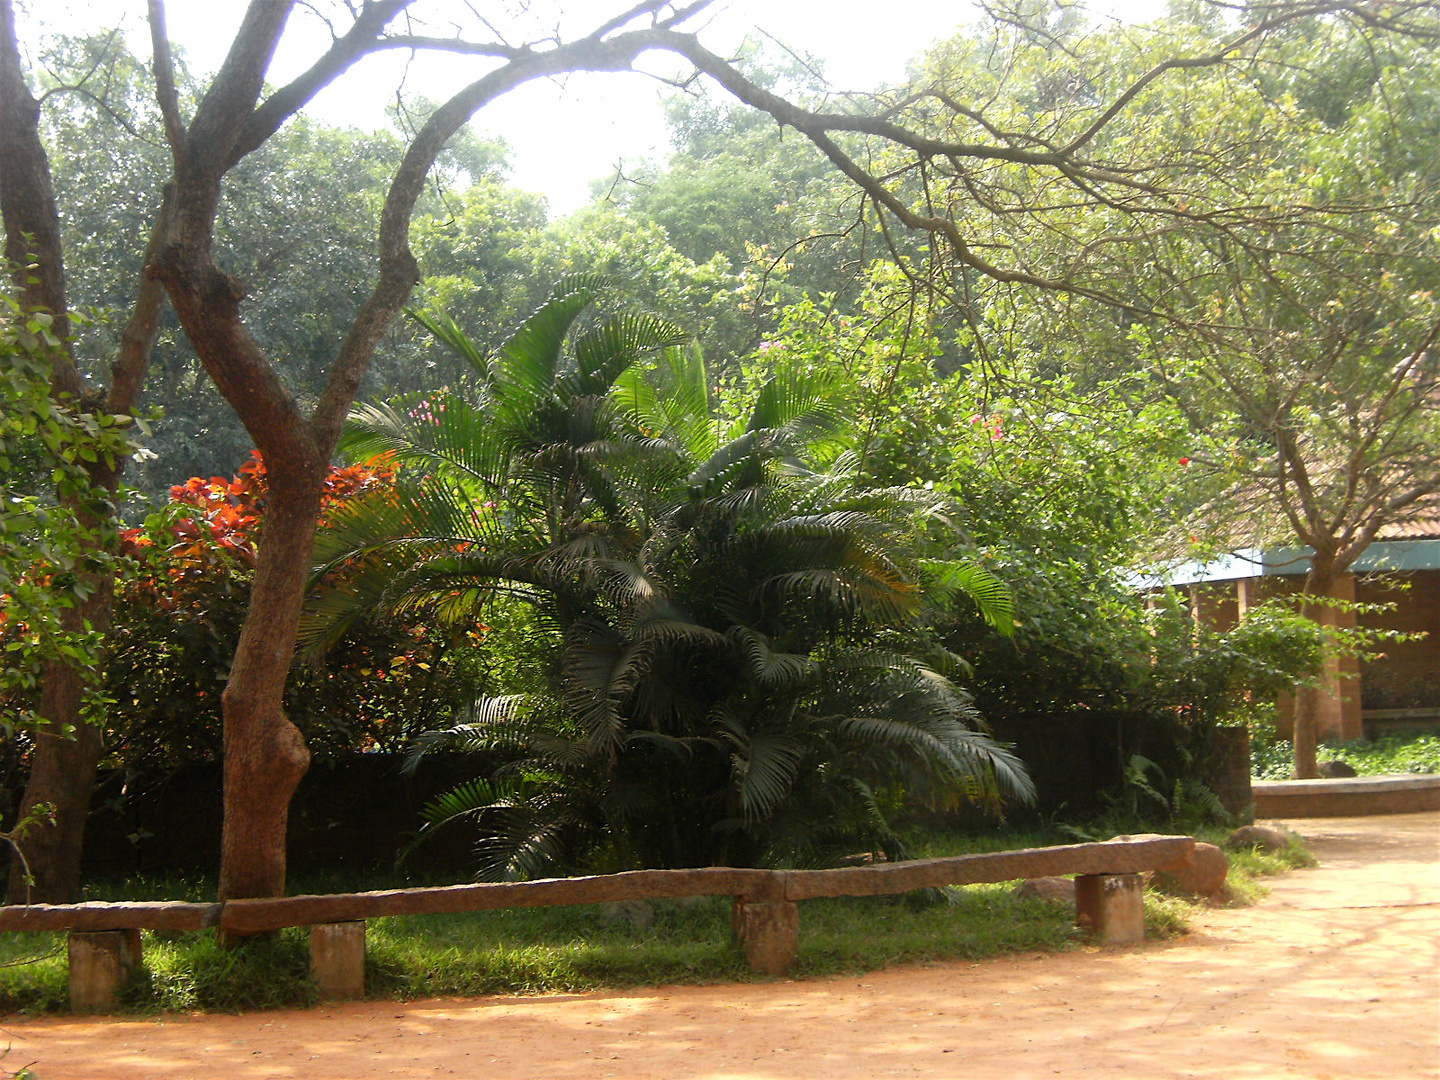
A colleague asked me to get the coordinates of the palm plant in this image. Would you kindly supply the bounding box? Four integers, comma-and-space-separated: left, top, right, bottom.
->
310, 278, 1032, 878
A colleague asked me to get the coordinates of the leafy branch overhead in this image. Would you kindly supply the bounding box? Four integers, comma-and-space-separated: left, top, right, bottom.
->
4, 0, 1436, 903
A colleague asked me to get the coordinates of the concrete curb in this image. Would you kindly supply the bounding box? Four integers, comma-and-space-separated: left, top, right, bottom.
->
1252, 773, 1440, 817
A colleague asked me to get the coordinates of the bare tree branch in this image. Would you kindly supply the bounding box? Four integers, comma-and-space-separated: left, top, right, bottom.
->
146, 0, 186, 159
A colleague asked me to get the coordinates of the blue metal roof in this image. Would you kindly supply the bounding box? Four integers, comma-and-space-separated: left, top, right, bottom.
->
1139, 539, 1440, 587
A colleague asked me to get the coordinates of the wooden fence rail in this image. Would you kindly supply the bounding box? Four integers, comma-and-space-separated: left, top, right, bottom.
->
0, 835, 1196, 1012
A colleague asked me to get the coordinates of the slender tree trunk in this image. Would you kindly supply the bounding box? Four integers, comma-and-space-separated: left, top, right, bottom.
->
4, 500, 116, 903
1292, 683, 1321, 780
216, 470, 321, 904
7, 644, 90, 903
1292, 565, 1330, 781
6, 691, 106, 904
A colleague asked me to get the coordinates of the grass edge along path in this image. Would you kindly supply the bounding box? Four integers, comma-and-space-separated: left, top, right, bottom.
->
0, 833, 1311, 1015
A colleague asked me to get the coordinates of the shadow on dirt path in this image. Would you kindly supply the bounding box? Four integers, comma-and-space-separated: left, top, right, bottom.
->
4, 812, 1436, 1080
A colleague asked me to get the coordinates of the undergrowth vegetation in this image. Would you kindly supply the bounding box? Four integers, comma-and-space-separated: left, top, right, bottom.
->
1252, 729, 1440, 779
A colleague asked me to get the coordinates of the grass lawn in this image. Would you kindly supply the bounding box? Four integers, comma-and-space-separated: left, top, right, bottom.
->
0, 825, 1311, 1015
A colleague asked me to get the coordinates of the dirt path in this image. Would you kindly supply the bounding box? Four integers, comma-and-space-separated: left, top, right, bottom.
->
4, 812, 1437, 1080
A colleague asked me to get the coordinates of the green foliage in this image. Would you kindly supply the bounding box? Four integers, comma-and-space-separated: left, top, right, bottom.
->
130, 929, 318, 1013
102, 455, 483, 772
315, 280, 1032, 878
715, 260, 1330, 820
611, 55, 872, 356
0, 298, 136, 741
33, 33, 437, 493
921, 377, 1320, 736
1254, 728, 1440, 779
909, 8, 1440, 587
1341, 731, 1440, 775
409, 193, 749, 396
0, 932, 68, 1014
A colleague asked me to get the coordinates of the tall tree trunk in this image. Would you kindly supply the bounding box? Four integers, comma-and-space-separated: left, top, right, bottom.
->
216, 475, 320, 903
1292, 565, 1331, 781
1292, 683, 1321, 780
4, 277, 165, 903
6, 676, 107, 903
1, 0, 163, 902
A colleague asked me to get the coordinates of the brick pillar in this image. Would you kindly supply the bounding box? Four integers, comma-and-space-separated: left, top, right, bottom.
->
1074, 874, 1145, 945
1314, 573, 1363, 743
731, 898, 799, 975
69, 929, 142, 1013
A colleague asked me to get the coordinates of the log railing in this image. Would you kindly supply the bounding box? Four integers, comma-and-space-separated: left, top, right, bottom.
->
0, 835, 1196, 1012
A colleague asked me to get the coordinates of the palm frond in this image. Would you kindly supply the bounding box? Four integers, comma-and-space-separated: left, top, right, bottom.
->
562, 620, 649, 755
727, 625, 816, 689
730, 730, 805, 824
406, 306, 488, 378
403, 695, 565, 770
744, 365, 847, 443
616, 343, 718, 463
493, 275, 608, 404
343, 398, 505, 489
923, 559, 1016, 635
565, 313, 687, 399
755, 566, 920, 626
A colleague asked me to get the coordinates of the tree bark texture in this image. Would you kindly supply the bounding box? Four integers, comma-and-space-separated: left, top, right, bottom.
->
1292, 683, 1322, 781
216, 481, 321, 902
7, 703, 105, 904
5, 497, 118, 904
0, 0, 71, 350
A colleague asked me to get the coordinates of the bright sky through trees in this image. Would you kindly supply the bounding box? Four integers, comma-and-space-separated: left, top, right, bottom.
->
25, 0, 1163, 212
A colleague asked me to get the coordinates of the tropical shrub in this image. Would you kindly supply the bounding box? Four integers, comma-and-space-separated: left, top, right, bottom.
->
310, 277, 1033, 877
103, 453, 481, 772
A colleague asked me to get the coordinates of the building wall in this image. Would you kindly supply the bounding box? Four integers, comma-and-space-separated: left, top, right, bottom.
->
1186, 567, 1440, 728
1357, 570, 1440, 711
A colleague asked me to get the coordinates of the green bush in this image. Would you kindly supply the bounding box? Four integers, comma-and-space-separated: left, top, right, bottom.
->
316, 279, 1032, 878
1252, 728, 1440, 779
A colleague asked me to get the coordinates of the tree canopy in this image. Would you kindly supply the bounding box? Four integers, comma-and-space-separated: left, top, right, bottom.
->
3, 0, 1437, 907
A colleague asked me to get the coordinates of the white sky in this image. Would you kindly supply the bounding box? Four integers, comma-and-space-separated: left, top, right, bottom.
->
25, 0, 1164, 213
